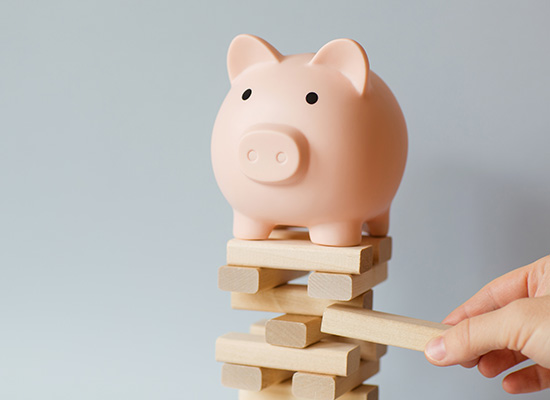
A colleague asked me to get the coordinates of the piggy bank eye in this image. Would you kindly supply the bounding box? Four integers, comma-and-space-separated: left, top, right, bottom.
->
242, 88, 252, 101
306, 92, 318, 105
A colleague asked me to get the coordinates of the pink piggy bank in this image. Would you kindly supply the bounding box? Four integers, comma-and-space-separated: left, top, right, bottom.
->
211, 34, 408, 246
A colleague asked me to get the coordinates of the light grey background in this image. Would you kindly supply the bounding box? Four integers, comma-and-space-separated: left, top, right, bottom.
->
1, 1, 549, 399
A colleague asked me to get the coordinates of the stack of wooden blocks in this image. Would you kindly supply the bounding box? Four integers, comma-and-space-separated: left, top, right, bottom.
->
215, 229, 392, 400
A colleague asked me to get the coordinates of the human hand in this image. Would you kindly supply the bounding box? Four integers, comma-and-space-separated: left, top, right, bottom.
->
424, 256, 550, 394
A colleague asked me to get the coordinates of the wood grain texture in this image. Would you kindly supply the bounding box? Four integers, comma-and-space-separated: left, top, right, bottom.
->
216, 332, 360, 376
239, 381, 378, 400
226, 229, 393, 274
232, 284, 373, 316
292, 360, 380, 400
266, 314, 324, 348
247, 319, 385, 359
221, 363, 293, 391
321, 305, 450, 351
267, 229, 391, 266
308, 263, 388, 301
334, 337, 387, 361
366, 236, 391, 265
218, 265, 307, 293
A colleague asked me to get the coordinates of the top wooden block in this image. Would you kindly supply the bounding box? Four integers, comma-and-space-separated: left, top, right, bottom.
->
227, 229, 391, 275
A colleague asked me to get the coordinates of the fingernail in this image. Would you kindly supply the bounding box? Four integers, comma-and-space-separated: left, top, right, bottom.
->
425, 336, 447, 361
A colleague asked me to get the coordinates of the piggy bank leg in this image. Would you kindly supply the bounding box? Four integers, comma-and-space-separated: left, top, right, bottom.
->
309, 221, 363, 247
364, 210, 390, 237
233, 211, 275, 240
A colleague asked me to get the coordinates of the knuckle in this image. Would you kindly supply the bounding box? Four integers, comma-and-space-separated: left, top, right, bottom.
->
454, 318, 475, 354
501, 298, 535, 351
535, 256, 550, 282
506, 298, 529, 314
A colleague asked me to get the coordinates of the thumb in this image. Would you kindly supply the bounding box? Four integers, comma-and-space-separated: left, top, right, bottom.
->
425, 299, 532, 366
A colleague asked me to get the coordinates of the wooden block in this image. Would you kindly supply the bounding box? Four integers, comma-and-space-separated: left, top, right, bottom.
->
216, 332, 360, 376
335, 337, 387, 361
321, 305, 451, 351
239, 381, 378, 400
249, 317, 384, 360
339, 337, 388, 360
221, 363, 293, 391
249, 319, 385, 359
363, 236, 391, 265
308, 263, 388, 301
267, 229, 310, 240
292, 360, 380, 400
218, 265, 307, 293
250, 319, 268, 335
227, 230, 390, 274
267, 229, 392, 266
232, 284, 373, 316
266, 314, 324, 348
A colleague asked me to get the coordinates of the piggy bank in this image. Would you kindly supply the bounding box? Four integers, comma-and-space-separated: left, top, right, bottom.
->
211, 34, 408, 247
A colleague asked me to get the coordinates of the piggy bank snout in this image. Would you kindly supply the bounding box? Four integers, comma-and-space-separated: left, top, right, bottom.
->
238, 127, 307, 184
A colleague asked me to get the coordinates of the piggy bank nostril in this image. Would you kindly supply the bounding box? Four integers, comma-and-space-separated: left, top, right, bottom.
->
247, 150, 258, 162
237, 129, 304, 183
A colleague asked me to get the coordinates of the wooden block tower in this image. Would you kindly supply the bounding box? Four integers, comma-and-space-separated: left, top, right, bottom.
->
216, 229, 392, 399
212, 34, 449, 399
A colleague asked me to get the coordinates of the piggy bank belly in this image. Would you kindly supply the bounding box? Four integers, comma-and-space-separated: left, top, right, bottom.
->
213, 136, 399, 246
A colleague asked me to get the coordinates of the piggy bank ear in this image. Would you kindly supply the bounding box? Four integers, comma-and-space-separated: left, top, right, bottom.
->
227, 34, 282, 83
309, 39, 369, 95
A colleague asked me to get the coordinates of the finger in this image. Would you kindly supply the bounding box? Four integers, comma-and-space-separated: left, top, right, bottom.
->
426, 307, 512, 366
460, 358, 480, 369
443, 264, 533, 325
444, 257, 550, 325
502, 364, 550, 394
477, 349, 528, 378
